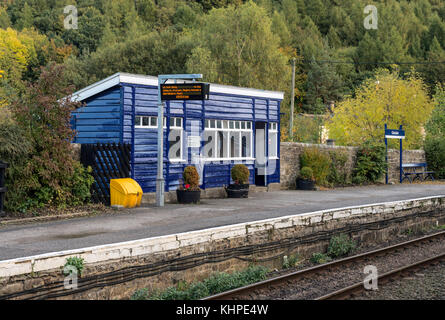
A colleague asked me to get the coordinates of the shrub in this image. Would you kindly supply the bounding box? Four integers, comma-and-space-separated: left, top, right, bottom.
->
299, 148, 331, 186
2, 64, 94, 213
231, 164, 250, 184
352, 140, 386, 184
183, 165, 200, 190
299, 167, 313, 180
327, 234, 356, 258
424, 84, 445, 178
63, 256, 85, 276
425, 137, 445, 178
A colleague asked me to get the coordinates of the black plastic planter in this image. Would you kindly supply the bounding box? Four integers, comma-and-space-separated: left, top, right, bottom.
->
176, 189, 201, 204
226, 184, 249, 198
296, 178, 316, 190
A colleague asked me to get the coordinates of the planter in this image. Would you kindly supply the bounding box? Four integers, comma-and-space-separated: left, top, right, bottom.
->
226, 184, 249, 198
176, 189, 201, 204
296, 178, 316, 190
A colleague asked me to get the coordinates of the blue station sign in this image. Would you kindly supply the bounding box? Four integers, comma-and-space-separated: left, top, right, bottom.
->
385, 129, 405, 139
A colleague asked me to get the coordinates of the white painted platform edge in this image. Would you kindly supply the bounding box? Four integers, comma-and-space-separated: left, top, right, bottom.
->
1, 195, 444, 278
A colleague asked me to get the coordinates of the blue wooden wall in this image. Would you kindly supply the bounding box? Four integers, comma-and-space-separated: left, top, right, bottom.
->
72, 82, 282, 193
72, 87, 122, 144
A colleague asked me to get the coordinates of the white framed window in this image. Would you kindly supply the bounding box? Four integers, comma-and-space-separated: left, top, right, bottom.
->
268, 122, 278, 159
134, 116, 167, 128
204, 119, 253, 161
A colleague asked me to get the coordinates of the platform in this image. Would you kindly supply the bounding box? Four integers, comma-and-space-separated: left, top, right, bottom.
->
0, 184, 444, 261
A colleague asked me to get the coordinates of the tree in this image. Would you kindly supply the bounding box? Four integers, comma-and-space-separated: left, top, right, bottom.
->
185, 1, 290, 92
326, 69, 434, 149
303, 44, 344, 114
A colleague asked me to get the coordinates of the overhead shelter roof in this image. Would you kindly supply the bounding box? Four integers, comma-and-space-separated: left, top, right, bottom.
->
71, 72, 285, 102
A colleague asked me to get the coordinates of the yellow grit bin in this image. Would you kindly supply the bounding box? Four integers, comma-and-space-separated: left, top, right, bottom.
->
110, 178, 143, 208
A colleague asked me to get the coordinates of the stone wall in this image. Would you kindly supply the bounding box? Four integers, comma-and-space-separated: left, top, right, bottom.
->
280, 142, 426, 188
0, 196, 444, 300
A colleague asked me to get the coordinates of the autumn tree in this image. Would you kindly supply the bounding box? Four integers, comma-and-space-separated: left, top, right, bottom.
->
185, 1, 290, 92
326, 69, 434, 149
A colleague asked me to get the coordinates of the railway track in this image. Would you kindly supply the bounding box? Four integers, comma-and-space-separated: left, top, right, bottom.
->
203, 230, 445, 300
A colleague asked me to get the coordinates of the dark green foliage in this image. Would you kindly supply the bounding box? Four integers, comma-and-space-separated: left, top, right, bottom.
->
299, 166, 313, 180
352, 140, 387, 184
183, 166, 200, 190
231, 164, 250, 184
300, 148, 331, 186
327, 234, 356, 258
64, 256, 85, 276
424, 85, 445, 178
147, 265, 269, 300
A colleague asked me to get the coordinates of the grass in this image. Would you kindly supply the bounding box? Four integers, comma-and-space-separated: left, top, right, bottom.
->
131, 265, 269, 300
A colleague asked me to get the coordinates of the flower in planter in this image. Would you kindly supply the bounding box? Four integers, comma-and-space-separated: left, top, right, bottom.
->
182, 166, 200, 191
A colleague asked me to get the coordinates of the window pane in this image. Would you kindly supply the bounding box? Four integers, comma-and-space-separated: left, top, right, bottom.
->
176, 118, 182, 127
216, 131, 229, 158
143, 117, 149, 126
203, 131, 215, 158
216, 120, 222, 129
269, 131, 277, 157
168, 129, 182, 159
235, 121, 240, 129
247, 122, 251, 129
210, 119, 215, 128
135, 116, 141, 126
205, 119, 209, 128
241, 121, 246, 129
150, 117, 157, 127
223, 120, 228, 129
229, 131, 241, 158
229, 121, 234, 129
241, 131, 251, 158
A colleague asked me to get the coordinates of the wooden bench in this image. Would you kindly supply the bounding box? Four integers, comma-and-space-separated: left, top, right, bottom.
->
401, 163, 435, 183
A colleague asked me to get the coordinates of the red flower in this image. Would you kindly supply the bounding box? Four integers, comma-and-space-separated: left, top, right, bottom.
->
185, 184, 190, 189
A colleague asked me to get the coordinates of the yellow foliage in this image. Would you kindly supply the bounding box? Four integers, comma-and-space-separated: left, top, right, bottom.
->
326, 70, 434, 149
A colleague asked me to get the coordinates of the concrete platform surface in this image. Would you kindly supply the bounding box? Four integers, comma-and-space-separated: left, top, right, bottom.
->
0, 184, 444, 261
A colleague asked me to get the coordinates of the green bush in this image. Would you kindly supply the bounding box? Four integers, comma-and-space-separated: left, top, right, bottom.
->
424, 84, 445, 178
352, 140, 386, 184
63, 256, 85, 276
231, 164, 250, 184
299, 167, 314, 180
182, 165, 200, 190
327, 234, 356, 258
300, 148, 331, 186
425, 137, 445, 178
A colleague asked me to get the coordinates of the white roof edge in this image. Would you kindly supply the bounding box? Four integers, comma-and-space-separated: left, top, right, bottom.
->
71, 72, 284, 101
